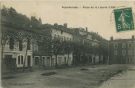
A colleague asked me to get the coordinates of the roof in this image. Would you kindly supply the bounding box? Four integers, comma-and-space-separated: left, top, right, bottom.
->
110, 38, 135, 42
41, 23, 74, 34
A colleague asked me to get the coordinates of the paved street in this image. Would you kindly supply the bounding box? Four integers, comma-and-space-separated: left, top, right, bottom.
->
2, 65, 129, 88
99, 65, 135, 88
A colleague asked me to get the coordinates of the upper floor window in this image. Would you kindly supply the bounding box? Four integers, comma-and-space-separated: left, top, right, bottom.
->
114, 43, 118, 49
122, 43, 126, 48
128, 43, 132, 48
114, 50, 117, 55
33, 43, 38, 52
122, 50, 126, 56
9, 38, 14, 50
19, 40, 23, 51
27, 39, 31, 50
128, 50, 133, 55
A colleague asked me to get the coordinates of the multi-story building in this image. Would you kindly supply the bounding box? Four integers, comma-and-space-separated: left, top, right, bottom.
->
109, 36, 135, 64
1, 6, 109, 72
1, 26, 33, 73
51, 24, 73, 66
72, 27, 108, 65
33, 23, 73, 68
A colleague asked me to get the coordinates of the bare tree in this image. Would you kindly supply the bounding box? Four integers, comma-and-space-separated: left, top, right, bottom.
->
51, 37, 67, 67
63, 40, 73, 65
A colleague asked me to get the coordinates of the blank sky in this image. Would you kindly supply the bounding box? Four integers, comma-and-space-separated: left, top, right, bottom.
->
2, 0, 135, 40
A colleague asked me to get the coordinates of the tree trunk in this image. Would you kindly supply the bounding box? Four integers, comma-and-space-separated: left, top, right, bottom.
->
23, 40, 28, 71
1, 45, 4, 73
50, 55, 53, 67
67, 52, 70, 66
55, 55, 58, 67
1, 39, 7, 74
107, 56, 110, 64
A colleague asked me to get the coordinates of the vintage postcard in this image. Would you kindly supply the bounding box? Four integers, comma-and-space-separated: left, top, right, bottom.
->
0, 0, 135, 88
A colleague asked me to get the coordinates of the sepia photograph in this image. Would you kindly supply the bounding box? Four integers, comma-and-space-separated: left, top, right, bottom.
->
0, 0, 135, 88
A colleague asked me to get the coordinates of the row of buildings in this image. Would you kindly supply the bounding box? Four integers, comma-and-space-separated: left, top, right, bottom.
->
1, 7, 135, 73
2, 19, 108, 73
3, 22, 135, 72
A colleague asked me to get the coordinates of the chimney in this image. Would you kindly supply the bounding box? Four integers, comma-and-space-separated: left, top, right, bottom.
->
63, 23, 67, 28
110, 36, 113, 41
86, 27, 88, 32
54, 23, 58, 26
132, 35, 135, 39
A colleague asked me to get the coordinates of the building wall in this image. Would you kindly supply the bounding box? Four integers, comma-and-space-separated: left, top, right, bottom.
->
34, 53, 73, 67
33, 28, 73, 68
51, 29, 73, 66
3, 38, 33, 69
72, 28, 105, 65
54, 53, 73, 66
109, 37, 135, 64
51, 29, 73, 41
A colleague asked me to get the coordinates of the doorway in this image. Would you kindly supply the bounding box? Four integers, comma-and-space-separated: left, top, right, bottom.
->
4, 55, 16, 71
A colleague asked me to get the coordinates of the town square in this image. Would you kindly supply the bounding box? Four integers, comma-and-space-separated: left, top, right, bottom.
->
0, 1, 135, 88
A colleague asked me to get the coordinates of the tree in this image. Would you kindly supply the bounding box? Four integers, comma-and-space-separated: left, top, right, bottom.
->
2, 7, 30, 29
63, 40, 73, 65
1, 26, 25, 72
30, 16, 42, 28
1, 6, 46, 72
1, 27, 9, 72
72, 41, 84, 65
52, 38, 64, 67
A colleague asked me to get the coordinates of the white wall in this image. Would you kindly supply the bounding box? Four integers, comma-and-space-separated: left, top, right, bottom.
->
52, 53, 73, 66
3, 38, 33, 68
51, 29, 73, 66
51, 29, 73, 41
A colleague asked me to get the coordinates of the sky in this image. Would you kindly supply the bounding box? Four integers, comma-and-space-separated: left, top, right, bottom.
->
1, 0, 135, 40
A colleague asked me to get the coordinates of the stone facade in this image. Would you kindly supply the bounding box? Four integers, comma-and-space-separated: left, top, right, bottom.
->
72, 28, 108, 65
2, 34, 33, 73
109, 36, 135, 64
33, 24, 74, 68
